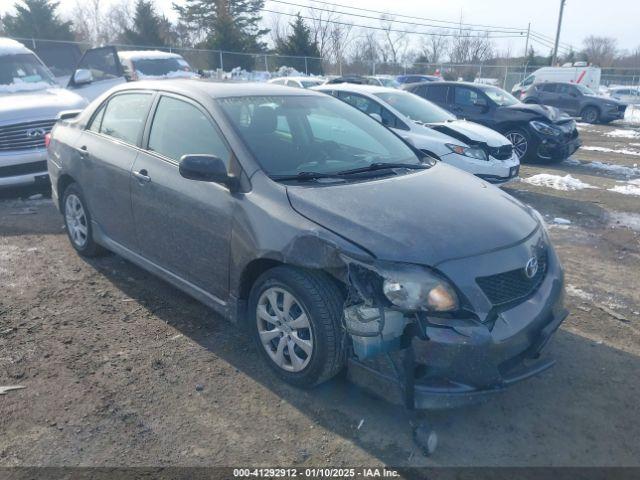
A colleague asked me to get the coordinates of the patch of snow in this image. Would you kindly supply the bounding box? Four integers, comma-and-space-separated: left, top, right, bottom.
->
0, 38, 31, 56
606, 129, 640, 139
119, 50, 181, 61
566, 284, 594, 301
622, 105, 640, 126
609, 211, 640, 232
0, 79, 52, 93
523, 174, 596, 191
582, 146, 640, 156
563, 158, 640, 177
553, 217, 572, 225
608, 179, 640, 196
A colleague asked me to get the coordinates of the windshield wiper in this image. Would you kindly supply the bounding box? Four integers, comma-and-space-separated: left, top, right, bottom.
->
334, 162, 429, 176
270, 171, 345, 182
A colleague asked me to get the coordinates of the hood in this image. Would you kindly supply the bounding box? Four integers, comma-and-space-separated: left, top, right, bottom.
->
586, 94, 625, 106
503, 103, 569, 123
0, 87, 87, 125
427, 120, 510, 147
286, 163, 539, 266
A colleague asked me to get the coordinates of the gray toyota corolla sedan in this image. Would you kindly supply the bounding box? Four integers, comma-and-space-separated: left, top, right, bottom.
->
47, 80, 567, 408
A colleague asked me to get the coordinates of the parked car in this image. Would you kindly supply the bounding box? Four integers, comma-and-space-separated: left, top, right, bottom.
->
0, 38, 87, 188
325, 75, 378, 85
314, 84, 519, 184
520, 82, 627, 124
396, 74, 442, 84
365, 75, 400, 88
605, 86, 640, 106
48, 80, 567, 408
268, 76, 325, 88
403, 81, 581, 163
67, 47, 197, 102
511, 64, 601, 97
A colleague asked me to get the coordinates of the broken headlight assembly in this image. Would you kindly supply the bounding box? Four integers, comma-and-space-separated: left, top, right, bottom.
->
445, 143, 488, 161
529, 120, 561, 137
343, 257, 459, 313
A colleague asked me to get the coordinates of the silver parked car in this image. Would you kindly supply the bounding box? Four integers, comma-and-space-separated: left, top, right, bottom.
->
0, 38, 87, 188
47, 80, 566, 409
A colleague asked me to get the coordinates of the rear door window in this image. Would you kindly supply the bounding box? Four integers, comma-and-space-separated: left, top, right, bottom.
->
148, 95, 231, 165
454, 86, 479, 106
542, 84, 558, 93
99, 93, 153, 145
424, 85, 448, 103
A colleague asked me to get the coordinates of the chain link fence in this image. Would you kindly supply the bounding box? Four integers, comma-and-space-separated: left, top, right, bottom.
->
11, 37, 640, 89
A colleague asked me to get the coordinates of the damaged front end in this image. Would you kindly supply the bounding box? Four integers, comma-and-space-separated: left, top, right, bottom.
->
339, 253, 568, 409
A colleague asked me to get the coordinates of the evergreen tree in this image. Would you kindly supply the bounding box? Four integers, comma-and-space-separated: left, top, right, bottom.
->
174, 0, 268, 70
3, 0, 73, 40
275, 14, 321, 74
123, 0, 166, 47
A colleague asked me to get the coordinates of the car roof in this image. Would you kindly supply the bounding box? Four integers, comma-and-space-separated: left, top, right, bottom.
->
109, 79, 326, 99
118, 50, 183, 61
314, 83, 399, 95
269, 76, 324, 82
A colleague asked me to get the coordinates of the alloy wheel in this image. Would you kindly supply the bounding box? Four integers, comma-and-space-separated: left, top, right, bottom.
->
256, 287, 313, 372
506, 132, 528, 159
65, 194, 88, 248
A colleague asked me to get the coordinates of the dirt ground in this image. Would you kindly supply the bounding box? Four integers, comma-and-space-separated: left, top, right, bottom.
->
1, 121, 640, 468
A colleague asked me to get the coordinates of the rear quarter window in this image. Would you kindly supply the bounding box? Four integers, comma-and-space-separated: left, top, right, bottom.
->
425, 85, 448, 103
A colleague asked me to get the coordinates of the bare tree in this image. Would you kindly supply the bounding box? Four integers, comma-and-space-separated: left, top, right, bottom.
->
307, 6, 337, 59
582, 36, 618, 67
449, 32, 493, 64
69, 0, 132, 45
419, 31, 449, 64
379, 14, 410, 70
328, 21, 353, 75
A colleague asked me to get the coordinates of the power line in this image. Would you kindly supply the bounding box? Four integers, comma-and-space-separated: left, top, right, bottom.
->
269, 0, 527, 34
263, 8, 527, 39
266, 0, 528, 33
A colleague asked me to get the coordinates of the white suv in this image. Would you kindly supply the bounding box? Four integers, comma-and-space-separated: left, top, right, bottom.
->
0, 38, 87, 188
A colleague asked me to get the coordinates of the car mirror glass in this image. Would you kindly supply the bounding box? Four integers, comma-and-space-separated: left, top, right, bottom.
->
73, 69, 93, 85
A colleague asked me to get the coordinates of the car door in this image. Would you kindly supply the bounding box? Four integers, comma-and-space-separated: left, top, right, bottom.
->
131, 93, 234, 301
78, 91, 154, 248
451, 86, 489, 123
67, 47, 127, 102
557, 84, 581, 115
538, 83, 559, 107
336, 91, 409, 132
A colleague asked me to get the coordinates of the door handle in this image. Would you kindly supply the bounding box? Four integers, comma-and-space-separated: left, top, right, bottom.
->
77, 145, 89, 157
133, 169, 151, 183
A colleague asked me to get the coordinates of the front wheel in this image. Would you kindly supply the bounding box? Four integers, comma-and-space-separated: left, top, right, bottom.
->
248, 266, 346, 388
581, 106, 600, 124
504, 128, 533, 162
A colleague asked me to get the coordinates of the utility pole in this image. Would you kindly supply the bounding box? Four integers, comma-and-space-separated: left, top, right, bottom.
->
551, 0, 567, 66
524, 22, 531, 58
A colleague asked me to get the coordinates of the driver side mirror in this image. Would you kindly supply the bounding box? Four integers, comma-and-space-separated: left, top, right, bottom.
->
73, 69, 93, 85
369, 113, 383, 123
179, 154, 239, 191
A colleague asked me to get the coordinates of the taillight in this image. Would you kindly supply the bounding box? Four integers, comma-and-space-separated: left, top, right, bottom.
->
44, 133, 51, 148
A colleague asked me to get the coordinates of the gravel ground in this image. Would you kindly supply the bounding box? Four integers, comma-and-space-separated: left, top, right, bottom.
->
1, 121, 639, 468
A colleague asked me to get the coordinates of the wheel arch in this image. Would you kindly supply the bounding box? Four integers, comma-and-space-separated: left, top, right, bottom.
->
57, 173, 77, 211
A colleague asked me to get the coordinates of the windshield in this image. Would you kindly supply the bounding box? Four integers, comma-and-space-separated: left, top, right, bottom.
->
374, 91, 455, 123
0, 53, 56, 93
131, 57, 192, 76
575, 84, 596, 95
478, 85, 520, 106
218, 95, 421, 178
378, 77, 401, 88
301, 80, 324, 88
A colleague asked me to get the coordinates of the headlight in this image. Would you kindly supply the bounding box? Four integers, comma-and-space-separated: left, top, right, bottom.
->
530, 120, 560, 136
381, 267, 459, 312
445, 144, 488, 161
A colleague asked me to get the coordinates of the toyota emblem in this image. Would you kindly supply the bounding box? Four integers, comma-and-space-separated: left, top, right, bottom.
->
26, 128, 46, 138
525, 257, 539, 279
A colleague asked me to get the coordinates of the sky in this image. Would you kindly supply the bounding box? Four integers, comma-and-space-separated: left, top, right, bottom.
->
2, 0, 639, 54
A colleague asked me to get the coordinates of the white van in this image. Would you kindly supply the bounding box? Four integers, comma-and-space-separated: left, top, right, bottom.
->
512, 63, 601, 97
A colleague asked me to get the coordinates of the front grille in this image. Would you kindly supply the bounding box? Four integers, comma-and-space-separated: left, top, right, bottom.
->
0, 160, 48, 178
0, 119, 56, 152
476, 250, 547, 306
557, 120, 578, 139
488, 144, 513, 160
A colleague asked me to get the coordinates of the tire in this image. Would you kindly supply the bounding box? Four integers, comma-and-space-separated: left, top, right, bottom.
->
248, 266, 346, 388
581, 106, 600, 124
504, 127, 534, 163
62, 183, 106, 257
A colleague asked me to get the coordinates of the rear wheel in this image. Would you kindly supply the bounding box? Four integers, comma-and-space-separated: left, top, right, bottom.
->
249, 266, 346, 388
62, 183, 106, 257
581, 106, 600, 124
